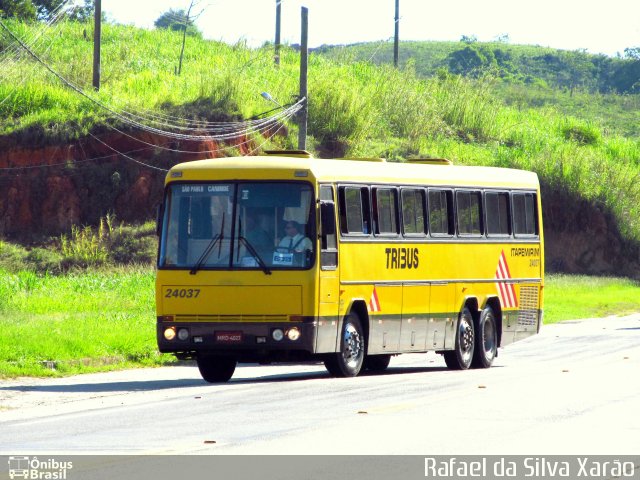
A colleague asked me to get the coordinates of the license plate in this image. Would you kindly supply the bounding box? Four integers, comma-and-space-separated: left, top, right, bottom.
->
215, 331, 243, 343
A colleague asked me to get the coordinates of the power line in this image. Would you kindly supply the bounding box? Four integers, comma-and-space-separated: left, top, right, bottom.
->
0, 19, 303, 140
0, 7, 303, 174
0, 106, 298, 173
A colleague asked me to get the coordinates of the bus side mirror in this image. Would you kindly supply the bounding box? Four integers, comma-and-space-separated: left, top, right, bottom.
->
155, 203, 164, 237
320, 201, 336, 236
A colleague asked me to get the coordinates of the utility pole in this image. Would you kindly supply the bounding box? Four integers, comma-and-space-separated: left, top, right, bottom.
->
297, 7, 308, 151
275, 0, 282, 66
393, 0, 399, 68
93, 0, 101, 90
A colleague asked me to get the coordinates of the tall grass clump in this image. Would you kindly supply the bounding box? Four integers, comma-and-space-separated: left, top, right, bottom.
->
60, 224, 109, 267
560, 118, 602, 146
369, 63, 450, 145
308, 64, 376, 156
431, 73, 501, 142
58, 214, 157, 269
0, 216, 157, 274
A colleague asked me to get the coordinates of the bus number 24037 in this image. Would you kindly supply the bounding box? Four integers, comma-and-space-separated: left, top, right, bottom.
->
164, 288, 201, 299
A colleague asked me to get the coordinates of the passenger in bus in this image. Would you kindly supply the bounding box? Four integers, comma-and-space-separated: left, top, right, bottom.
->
245, 213, 272, 258
278, 220, 312, 253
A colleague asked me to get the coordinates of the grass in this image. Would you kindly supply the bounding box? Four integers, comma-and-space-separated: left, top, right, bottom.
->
544, 275, 640, 322
0, 266, 171, 378
0, 263, 638, 377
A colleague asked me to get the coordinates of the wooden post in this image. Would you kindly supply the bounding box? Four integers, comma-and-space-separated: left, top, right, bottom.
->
92, 0, 101, 90
297, 7, 308, 151
275, 0, 282, 66
394, 0, 399, 68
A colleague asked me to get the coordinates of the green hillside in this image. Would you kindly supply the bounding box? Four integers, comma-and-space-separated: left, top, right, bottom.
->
317, 40, 640, 137
1, 20, 640, 271
317, 39, 640, 94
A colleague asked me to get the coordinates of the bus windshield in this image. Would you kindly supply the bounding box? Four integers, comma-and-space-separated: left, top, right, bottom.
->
159, 182, 315, 271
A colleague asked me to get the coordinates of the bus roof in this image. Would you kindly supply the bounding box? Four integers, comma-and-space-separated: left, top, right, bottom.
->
167, 155, 539, 190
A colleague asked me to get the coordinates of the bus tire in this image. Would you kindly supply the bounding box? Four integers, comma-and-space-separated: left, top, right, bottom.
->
324, 313, 365, 377
364, 354, 391, 372
443, 307, 475, 370
196, 354, 237, 383
472, 306, 498, 368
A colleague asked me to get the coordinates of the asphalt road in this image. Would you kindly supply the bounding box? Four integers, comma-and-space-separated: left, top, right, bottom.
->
1, 314, 639, 455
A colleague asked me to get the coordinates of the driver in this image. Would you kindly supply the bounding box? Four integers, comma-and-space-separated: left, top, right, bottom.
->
278, 220, 312, 253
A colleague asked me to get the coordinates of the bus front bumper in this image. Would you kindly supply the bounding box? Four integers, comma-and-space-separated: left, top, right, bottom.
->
157, 319, 317, 357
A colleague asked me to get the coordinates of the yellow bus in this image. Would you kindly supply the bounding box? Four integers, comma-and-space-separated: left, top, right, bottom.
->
156, 151, 543, 382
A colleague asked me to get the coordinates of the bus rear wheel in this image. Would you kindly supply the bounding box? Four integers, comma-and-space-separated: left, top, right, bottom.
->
364, 354, 391, 372
443, 307, 475, 370
196, 354, 237, 383
472, 306, 498, 368
324, 313, 365, 377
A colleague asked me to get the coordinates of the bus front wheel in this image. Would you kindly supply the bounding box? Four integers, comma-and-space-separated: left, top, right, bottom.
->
444, 307, 475, 370
196, 354, 237, 383
472, 306, 498, 368
324, 313, 365, 377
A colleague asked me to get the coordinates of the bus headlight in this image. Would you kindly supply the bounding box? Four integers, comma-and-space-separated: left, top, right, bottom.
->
287, 327, 301, 341
177, 328, 189, 341
164, 327, 176, 341
272, 329, 284, 341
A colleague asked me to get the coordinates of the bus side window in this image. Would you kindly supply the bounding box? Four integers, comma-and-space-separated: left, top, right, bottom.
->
485, 191, 511, 236
339, 186, 371, 236
512, 192, 538, 236
373, 187, 399, 236
428, 189, 454, 236
456, 190, 483, 236
401, 188, 426, 236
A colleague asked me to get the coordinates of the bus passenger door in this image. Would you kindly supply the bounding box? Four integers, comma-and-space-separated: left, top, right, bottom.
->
428, 282, 454, 350
318, 271, 339, 353
400, 283, 430, 351
316, 187, 340, 353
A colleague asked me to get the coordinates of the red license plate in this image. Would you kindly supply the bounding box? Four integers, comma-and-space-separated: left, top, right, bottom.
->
215, 331, 243, 343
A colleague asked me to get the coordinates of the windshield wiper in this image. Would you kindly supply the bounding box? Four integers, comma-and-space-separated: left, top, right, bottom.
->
237, 235, 272, 275
190, 213, 225, 275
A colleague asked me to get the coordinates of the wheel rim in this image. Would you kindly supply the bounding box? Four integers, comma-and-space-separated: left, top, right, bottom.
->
483, 316, 496, 359
342, 323, 363, 368
459, 316, 474, 364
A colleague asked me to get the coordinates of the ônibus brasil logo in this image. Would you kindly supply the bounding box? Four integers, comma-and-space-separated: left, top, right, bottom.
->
8, 457, 73, 480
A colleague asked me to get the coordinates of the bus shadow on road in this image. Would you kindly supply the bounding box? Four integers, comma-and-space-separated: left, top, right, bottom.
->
236, 364, 451, 384
0, 378, 205, 394
0, 365, 463, 393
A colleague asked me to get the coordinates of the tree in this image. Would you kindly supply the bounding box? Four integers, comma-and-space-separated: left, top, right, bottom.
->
447, 45, 495, 77
0, 0, 95, 21
64, 0, 93, 22
624, 47, 640, 60
460, 35, 478, 44
32, 0, 65, 19
154, 2, 206, 75
612, 57, 640, 93
154, 8, 200, 35
0, 0, 37, 20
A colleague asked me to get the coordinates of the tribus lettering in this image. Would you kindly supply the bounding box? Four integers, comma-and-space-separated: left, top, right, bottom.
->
385, 248, 419, 269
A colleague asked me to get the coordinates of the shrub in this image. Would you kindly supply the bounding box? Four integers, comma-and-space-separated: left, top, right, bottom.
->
109, 222, 158, 264
0, 241, 29, 272
25, 248, 64, 275
561, 119, 602, 146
